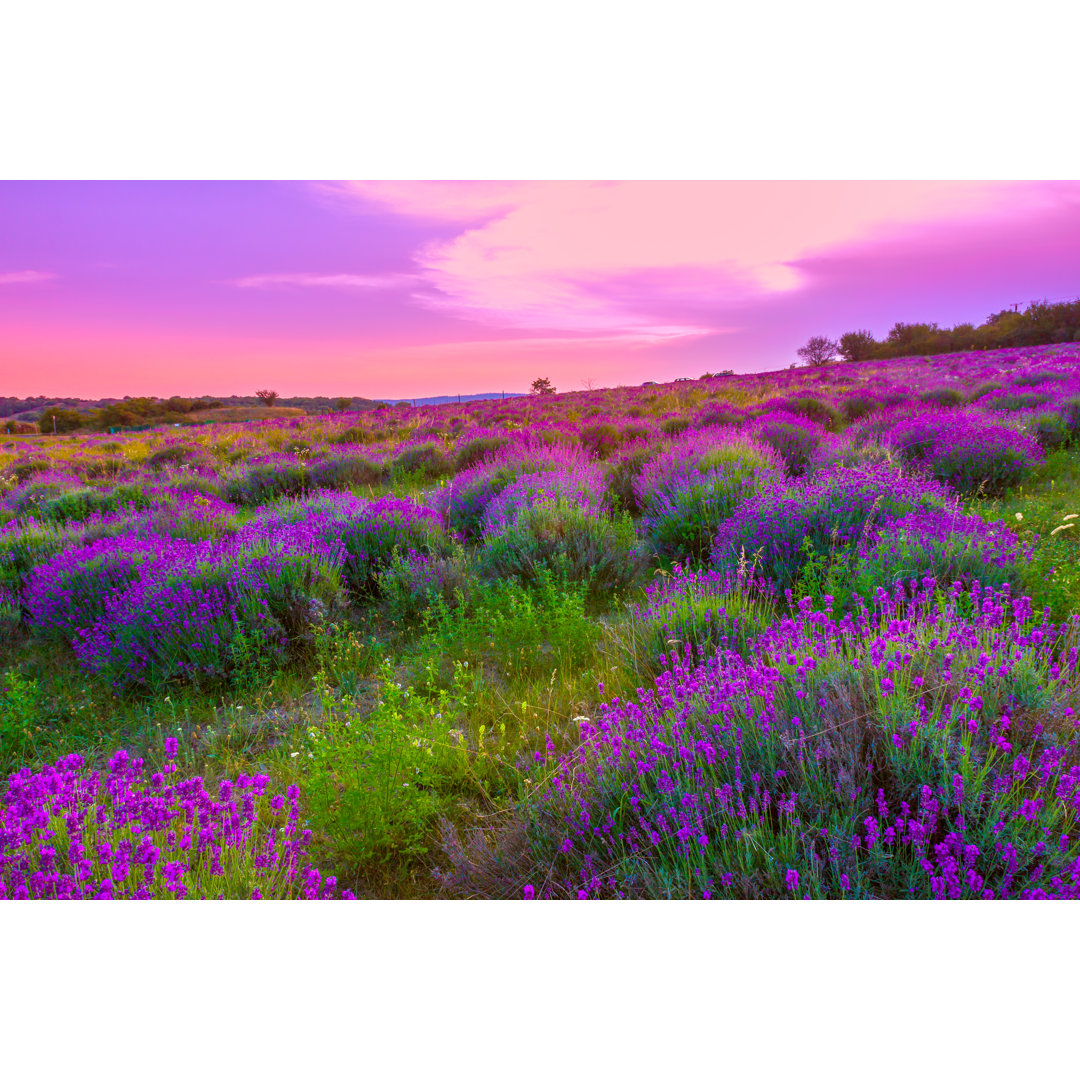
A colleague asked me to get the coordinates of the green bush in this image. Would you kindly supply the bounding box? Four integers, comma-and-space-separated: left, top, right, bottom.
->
476, 501, 642, 597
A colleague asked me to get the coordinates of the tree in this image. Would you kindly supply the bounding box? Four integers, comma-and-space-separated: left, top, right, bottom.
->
530, 377, 556, 396
837, 330, 877, 363
335, 397, 354, 412
796, 336, 839, 367
38, 407, 84, 434
255, 389, 280, 407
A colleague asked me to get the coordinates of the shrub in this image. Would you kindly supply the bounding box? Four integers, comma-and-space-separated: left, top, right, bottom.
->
712, 462, 950, 595
633, 565, 776, 672
523, 583, 1080, 899
883, 408, 1044, 495
306, 453, 385, 491
579, 422, 622, 459
432, 441, 592, 540
1028, 411, 1071, 452
782, 395, 842, 431
454, 435, 511, 471
390, 440, 451, 481
636, 431, 785, 563
476, 500, 641, 596
984, 391, 1053, 413
24, 535, 164, 642
692, 405, 745, 430
377, 546, 473, 623
480, 464, 607, 537
659, 417, 691, 437
805, 434, 897, 476
72, 527, 345, 690
852, 507, 1030, 599
604, 442, 663, 516
839, 395, 881, 422
920, 387, 965, 408
748, 410, 827, 476
224, 460, 310, 506
0, 748, 350, 899
147, 445, 196, 470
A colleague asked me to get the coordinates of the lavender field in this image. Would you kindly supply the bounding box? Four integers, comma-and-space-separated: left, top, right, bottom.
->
3, 343, 1080, 899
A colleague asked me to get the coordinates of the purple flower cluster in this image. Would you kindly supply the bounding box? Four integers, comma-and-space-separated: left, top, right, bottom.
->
712, 461, 950, 591
532, 580, 1080, 899
480, 463, 607, 538
0, 745, 352, 899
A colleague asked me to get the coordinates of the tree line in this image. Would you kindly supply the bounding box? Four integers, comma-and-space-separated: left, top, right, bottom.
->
798, 297, 1080, 366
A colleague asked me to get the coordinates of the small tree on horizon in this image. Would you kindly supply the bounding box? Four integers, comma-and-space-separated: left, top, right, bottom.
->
255, 389, 280, 407
796, 336, 839, 367
530, 377, 556, 396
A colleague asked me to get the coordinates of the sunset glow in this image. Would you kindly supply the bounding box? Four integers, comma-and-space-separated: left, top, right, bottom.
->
3, 180, 1080, 398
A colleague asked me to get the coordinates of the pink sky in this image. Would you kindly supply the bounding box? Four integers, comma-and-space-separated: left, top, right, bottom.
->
2, 180, 1079, 399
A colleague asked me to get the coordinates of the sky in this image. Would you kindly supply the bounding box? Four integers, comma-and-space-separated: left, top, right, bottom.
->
2, 179, 1080, 400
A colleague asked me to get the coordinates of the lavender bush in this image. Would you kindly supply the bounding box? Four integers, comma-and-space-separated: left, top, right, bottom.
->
0, 746, 351, 899
524, 582, 1080, 899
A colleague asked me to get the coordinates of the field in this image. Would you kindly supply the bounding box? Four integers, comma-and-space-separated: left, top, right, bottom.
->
3, 342, 1080, 900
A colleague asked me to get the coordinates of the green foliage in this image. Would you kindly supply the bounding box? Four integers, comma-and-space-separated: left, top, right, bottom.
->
783, 395, 841, 431
38, 407, 85, 434
920, 387, 964, 407
0, 671, 38, 762
299, 659, 502, 878
837, 329, 876, 363
476, 501, 642, 597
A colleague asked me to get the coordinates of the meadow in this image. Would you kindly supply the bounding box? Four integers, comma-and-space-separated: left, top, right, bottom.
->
3, 342, 1080, 899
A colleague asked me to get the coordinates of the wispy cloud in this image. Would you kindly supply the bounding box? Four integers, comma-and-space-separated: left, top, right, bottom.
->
0, 270, 56, 285
322, 181, 1030, 343
231, 272, 415, 289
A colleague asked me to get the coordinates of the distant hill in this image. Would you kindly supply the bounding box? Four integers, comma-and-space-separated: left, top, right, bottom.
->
378, 392, 526, 407
0, 393, 383, 423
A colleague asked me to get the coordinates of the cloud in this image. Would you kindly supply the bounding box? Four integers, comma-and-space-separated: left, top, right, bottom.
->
231, 272, 415, 289
318, 180, 528, 222
0, 270, 56, 285
324, 181, 1039, 342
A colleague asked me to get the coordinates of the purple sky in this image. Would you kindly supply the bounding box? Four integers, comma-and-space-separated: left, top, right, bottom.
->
2, 180, 1079, 398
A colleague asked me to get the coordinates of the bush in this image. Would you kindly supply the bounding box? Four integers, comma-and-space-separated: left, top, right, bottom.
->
390, 440, 451, 481
523, 583, 1080, 898
72, 528, 345, 690
851, 507, 1029, 600
636, 431, 785, 563
883, 408, 1044, 495
712, 462, 950, 595
306, 453, 385, 491
432, 441, 592, 540
454, 435, 511, 471
480, 464, 607, 537
377, 546, 473, 623
0, 748, 349, 899
476, 499, 641, 597
148, 445, 196, 470
920, 387, 965, 408
579, 422, 622, 459
603, 442, 662, 516
839, 395, 881, 422
633, 565, 776, 672
782, 395, 842, 431
984, 391, 1053, 413
659, 417, 691, 437
748, 410, 826, 476
225, 460, 310, 506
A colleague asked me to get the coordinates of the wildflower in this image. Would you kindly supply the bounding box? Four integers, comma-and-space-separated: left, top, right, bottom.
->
785, 869, 799, 893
